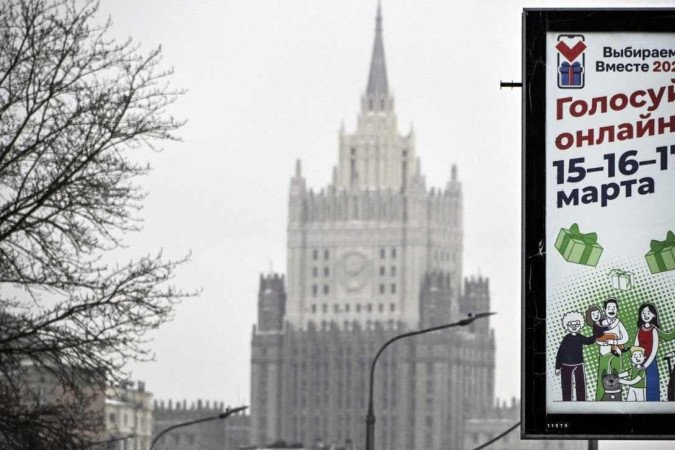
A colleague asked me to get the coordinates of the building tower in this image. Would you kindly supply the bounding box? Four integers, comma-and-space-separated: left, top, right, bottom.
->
285, 2, 463, 331
251, 4, 493, 449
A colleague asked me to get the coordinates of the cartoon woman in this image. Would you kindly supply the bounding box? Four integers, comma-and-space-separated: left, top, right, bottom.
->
634, 303, 660, 401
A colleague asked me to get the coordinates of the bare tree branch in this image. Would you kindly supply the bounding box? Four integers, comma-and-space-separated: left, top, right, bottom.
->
0, 1, 194, 447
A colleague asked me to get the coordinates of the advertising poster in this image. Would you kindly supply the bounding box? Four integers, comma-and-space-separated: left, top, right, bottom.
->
546, 32, 675, 413
524, 9, 675, 438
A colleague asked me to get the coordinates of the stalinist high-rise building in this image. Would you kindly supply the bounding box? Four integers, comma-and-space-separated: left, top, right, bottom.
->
250, 4, 494, 449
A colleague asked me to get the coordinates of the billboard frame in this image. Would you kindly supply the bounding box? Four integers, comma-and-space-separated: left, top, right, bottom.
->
522, 8, 675, 440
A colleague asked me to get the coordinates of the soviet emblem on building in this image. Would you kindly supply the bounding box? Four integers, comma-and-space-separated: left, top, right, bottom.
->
337, 251, 371, 292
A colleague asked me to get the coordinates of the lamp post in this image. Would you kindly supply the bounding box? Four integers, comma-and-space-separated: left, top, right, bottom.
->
365, 312, 495, 450
150, 405, 247, 449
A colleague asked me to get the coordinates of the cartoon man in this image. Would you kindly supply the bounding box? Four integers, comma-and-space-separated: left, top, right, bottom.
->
556, 311, 596, 401
619, 346, 647, 401
595, 297, 629, 401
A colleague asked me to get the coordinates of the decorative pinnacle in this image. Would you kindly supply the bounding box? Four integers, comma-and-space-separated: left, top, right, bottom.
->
366, 1, 388, 96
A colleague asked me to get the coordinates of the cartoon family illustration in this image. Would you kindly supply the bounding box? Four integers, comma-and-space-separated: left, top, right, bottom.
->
555, 297, 675, 402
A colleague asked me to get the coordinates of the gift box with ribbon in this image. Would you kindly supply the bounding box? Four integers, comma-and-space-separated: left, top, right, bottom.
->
645, 231, 675, 274
560, 61, 583, 86
609, 269, 633, 291
554, 223, 603, 267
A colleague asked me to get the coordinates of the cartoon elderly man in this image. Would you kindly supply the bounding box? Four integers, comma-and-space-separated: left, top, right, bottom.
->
556, 311, 596, 401
595, 297, 629, 401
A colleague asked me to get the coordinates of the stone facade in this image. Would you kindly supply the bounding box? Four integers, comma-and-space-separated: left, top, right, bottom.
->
284, 5, 462, 331
105, 380, 153, 450
250, 5, 494, 449
153, 399, 250, 450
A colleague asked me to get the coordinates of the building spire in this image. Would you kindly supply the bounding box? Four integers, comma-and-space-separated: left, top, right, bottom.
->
366, 1, 388, 96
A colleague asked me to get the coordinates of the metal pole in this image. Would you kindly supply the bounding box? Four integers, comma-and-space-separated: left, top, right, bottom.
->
150, 405, 247, 449
588, 439, 598, 450
364, 312, 495, 450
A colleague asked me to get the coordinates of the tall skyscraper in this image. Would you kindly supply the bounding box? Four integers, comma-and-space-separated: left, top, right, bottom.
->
251, 4, 494, 449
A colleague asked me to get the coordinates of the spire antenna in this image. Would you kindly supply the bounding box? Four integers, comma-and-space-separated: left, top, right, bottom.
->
366, 1, 388, 96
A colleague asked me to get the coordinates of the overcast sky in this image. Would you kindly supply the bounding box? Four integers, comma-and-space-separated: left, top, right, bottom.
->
98, 1, 673, 447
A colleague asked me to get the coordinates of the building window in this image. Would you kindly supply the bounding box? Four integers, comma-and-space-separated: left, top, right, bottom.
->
391, 248, 397, 259
379, 303, 384, 313
345, 304, 350, 313
322, 304, 328, 313
351, 147, 356, 156
323, 285, 329, 295
313, 249, 318, 260
312, 284, 318, 297
334, 304, 340, 313
109, 413, 116, 424
379, 284, 385, 294
380, 248, 385, 259
391, 284, 396, 294
367, 303, 373, 312
390, 303, 395, 312
324, 249, 329, 260
324, 267, 330, 276
312, 304, 317, 313
312, 267, 318, 277
356, 304, 362, 313
390, 266, 396, 276
380, 266, 385, 276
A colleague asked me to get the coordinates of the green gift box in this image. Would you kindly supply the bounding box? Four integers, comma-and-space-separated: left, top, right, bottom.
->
554, 223, 603, 267
645, 231, 675, 274
609, 269, 633, 291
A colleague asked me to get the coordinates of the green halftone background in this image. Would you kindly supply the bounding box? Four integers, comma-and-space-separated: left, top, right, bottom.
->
548, 255, 675, 402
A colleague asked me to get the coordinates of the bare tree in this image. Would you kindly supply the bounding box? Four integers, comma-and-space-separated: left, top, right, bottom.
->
0, 0, 192, 447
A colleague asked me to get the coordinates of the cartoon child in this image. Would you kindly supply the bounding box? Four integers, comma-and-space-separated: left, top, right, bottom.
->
584, 305, 624, 356
619, 346, 647, 401
595, 297, 629, 401
556, 311, 596, 401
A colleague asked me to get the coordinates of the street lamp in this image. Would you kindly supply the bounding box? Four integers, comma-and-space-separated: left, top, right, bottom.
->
365, 312, 496, 450
150, 405, 247, 449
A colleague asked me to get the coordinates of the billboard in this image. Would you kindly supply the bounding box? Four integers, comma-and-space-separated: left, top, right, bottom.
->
523, 9, 675, 438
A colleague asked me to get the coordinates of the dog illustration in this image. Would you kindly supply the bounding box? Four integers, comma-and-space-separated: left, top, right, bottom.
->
600, 370, 622, 401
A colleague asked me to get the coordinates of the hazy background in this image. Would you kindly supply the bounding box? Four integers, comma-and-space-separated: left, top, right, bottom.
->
98, 1, 673, 447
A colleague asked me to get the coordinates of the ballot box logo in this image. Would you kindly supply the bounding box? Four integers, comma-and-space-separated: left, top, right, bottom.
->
556, 35, 586, 89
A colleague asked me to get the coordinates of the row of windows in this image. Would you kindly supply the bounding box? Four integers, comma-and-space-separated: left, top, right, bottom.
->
311, 283, 396, 296
312, 249, 330, 260
311, 248, 398, 260
311, 284, 330, 296
380, 247, 397, 259
379, 266, 396, 276
380, 283, 396, 294
350, 147, 408, 157
311, 266, 330, 277
435, 250, 456, 262
312, 265, 396, 278
311, 303, 396, 314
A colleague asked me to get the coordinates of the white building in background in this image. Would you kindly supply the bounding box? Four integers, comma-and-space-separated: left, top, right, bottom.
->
105, 380, 153, 450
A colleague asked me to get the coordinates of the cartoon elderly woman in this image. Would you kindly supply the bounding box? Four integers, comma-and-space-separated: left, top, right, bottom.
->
556, 311, 596, 401
634, 303, 661, 401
